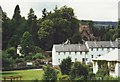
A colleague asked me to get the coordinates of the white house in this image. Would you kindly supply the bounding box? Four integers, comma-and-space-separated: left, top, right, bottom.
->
93, 49, 120, 77
52, 43, 89, 66
52, 40, 118, 66
85, 41, 118, 63
17, 45, 23, 56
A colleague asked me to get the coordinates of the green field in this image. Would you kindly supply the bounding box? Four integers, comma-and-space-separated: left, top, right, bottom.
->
2, 69, 44, 80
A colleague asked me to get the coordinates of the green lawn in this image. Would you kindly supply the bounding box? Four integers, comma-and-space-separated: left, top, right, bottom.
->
2, 69, 44, 80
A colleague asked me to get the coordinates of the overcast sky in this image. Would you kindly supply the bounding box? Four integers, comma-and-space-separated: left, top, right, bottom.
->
0, 0, 119, 21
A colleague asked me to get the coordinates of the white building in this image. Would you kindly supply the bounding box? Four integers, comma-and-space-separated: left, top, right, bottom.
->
93, 49, 120, 77
52, 41, 118, 66
85, 41, 118, 63
17, 45, 23, 56
52, 43, 89, 66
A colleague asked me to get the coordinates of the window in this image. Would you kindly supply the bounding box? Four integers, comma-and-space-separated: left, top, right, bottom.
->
97, 48, 98, 51
82, 58, 87, 63
109, 62, 116, 72
58, 52, 60, 55
102, 48, 104, 50
69, 52, 71, 55
75, 52, 77, 55
112, 47, 115, 50
58, 59, 60, 63
107, 48, 110, 52
80, 51, 82, 54
75, 58, 77, 61
91, 48, 93, 51
98, 54, 101, 57
91, 55, 93, 58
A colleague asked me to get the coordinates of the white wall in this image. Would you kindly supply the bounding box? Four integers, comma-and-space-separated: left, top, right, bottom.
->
93, 61, 98, 74
52, 50, 88, 66
109, 62, 120, 77
118, 63, 120, 77
17, 46, 22, 56
52, 46, 57, 66
87, 48, 115, 63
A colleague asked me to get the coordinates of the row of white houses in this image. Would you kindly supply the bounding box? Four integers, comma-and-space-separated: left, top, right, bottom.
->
52, 41, 118, 66
52, 40, 119, 77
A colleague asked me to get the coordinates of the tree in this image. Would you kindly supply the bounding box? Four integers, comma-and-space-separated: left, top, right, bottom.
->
70, 31, 82, 44
38, 19, 54, 39
6, 47, 17, 59
42, 8, 47, 19
59, 57, 72, 75
27, 8, 39, 46
20, 31, 34, 56
70, 62, 88, 80
12, 5, 21, 23
38, 19, 54, 50
32, 53, 44, 60
2, 12, 12, 50
8, 5, 26, 48
43, 65, 58, 81
2, 51, 15, 69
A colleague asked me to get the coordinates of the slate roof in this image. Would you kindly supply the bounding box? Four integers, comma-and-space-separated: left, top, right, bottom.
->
54, 44, 89, 52
86, 41, 118, 48
53, 41, 118, 52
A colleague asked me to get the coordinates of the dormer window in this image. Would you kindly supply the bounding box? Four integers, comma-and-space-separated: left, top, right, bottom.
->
69, 52, 71, 55
64, 52, 66, 55
58, 52, 60, 55
75, 52, 77, 55
97, 48, 98, 51
80, 51, 82, 54
102, 48, 104, 50
91, 48, 93, 51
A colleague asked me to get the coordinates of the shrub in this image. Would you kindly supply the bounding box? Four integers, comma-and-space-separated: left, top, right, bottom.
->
96, 68, 109, 79
32, 53, 44, 60
59, 75, 69, 80
6, 47, 17, 59
59, 57, 72, 75
43, 65, 58, 81
69, 62, 88, 80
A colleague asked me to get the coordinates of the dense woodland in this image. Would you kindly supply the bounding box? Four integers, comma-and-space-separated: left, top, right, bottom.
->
2, 5, 119, 69
2, 5, 119, 51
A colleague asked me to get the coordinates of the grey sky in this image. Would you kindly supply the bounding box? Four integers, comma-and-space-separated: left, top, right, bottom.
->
0, 0, 119, 21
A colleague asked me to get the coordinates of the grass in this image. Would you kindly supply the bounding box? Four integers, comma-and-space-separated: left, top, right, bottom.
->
2, 69, 44, 80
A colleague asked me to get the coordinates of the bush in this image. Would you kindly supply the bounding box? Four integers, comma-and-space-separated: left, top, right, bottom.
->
69, 62, 88, 80
59, 57, 72, 75
32, 53, 44, 60
24, 56, 32, 61
43, 65, 58, 81
15, 58, 24, 63
103, 75, 118, 80
6, 47, 17, 59
74, 76, 85, 80
96, 68, 109, 79
59, 75, 69, 80
2, 51, 15, 69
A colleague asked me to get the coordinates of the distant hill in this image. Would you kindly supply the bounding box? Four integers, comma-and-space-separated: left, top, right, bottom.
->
93, 21, 118, 28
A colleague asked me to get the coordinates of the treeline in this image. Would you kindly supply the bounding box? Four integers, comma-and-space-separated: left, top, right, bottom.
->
2, 5, 119, 52
2, 5, 81, 51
